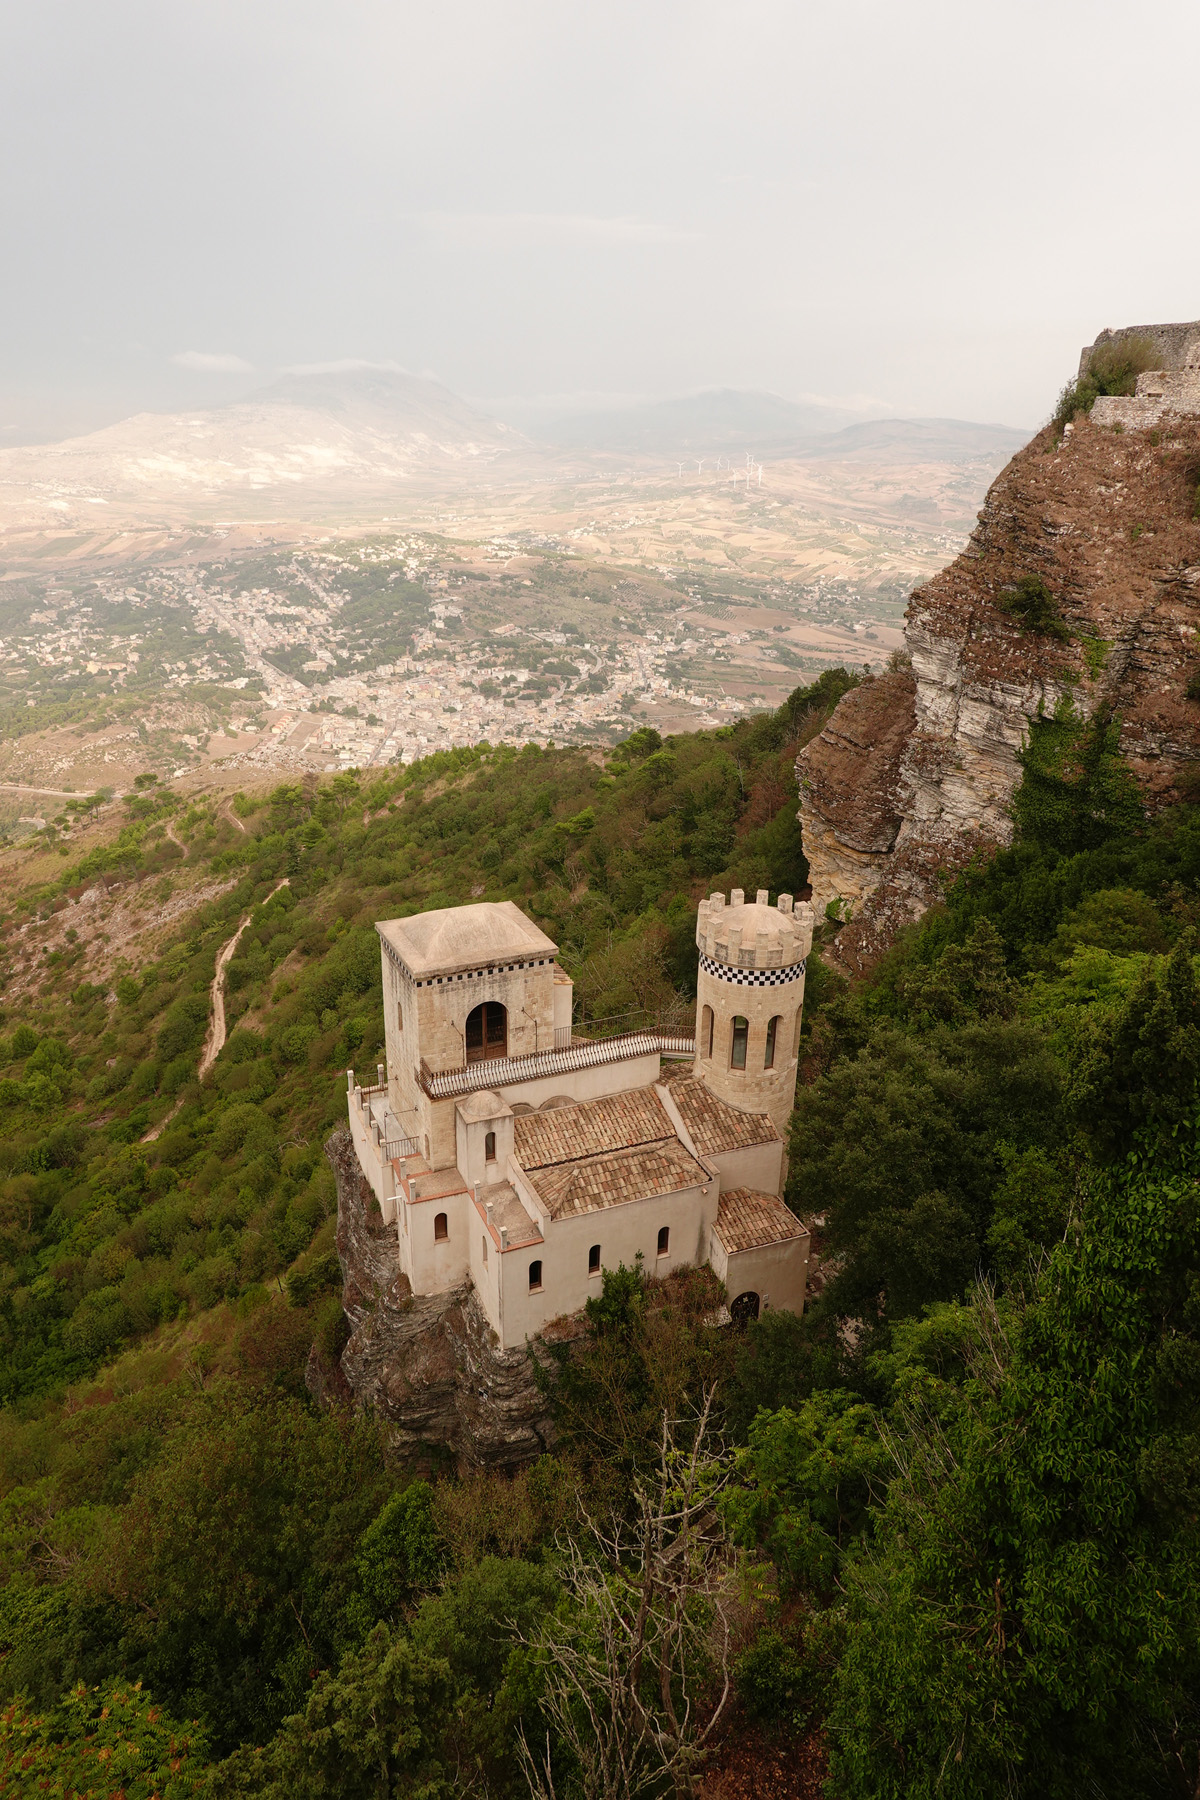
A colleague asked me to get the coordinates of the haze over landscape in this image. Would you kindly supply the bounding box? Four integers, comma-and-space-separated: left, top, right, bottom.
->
2, 3, 1200, 1796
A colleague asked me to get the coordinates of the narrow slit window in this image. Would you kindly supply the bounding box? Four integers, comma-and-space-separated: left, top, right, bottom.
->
657, 1226, 670, 1257
484, 1130, 496, 1162
396, 999, 403, 1031
481, 1235, 488, 1265
764, 1014, 780, 1070
434, 1211, 448, 1242
529, 1259, 543, 1292
730, 1016, 748, 1070
702, 1004, 714, 1058
588, 1243, 601, 1275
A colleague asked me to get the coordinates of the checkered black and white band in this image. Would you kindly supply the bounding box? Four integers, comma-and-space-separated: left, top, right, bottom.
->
698, 950, 806, 987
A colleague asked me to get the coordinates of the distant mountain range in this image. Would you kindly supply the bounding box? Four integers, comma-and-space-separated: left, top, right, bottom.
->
0, 372, 1030, 527
0, 370, 527, 520
508, 387, 1030, 463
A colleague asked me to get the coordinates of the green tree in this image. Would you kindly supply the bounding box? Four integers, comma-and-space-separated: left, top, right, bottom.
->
1067, 933, 1200, 1163
209, 1624, 453, 1798
0, 1679, 207, 1799
829, 1156, 1200, 1798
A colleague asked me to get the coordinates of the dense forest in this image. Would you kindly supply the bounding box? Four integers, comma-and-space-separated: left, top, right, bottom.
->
0, 668, 1197, 1797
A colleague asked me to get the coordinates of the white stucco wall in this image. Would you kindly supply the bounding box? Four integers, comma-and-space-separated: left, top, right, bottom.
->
705, 1140, 785, 1200
489, 1181, 716, 1350
709, 1230, 810, 1317
405, 1190, 471, 1294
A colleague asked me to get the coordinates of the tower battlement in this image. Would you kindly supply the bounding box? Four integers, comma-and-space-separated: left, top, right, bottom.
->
696, 887, 814, 972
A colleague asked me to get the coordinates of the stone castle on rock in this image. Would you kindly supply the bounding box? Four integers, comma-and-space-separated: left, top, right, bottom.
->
347, 890, 814, 1348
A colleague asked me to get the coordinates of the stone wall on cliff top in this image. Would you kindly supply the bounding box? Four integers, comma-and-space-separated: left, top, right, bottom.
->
799, 403, 1200, 976
308, 1127, 574, 1470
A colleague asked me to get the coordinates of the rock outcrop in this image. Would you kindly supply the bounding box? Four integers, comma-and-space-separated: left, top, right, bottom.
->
799, 326, 1200, 976
312, 1127, 572, 1470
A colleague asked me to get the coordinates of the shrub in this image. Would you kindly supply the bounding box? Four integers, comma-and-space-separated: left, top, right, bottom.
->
1054, 332, 1159, 428
998, 574, 1070, 641
736, 1627, 810, 1729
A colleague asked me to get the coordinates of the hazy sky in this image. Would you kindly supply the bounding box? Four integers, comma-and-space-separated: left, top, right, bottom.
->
2, 0, 1198, 440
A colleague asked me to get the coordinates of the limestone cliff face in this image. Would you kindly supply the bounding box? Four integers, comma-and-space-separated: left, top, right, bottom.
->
309, 1128, 570, 1470
799, 398, 1200, 974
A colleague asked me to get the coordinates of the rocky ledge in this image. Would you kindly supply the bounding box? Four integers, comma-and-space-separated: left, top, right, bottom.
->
308, 1128, 576, 1470
799, 399, 1200, 975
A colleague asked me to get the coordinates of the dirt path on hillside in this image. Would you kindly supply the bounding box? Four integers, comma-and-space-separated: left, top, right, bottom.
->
197, 878, 289, 1082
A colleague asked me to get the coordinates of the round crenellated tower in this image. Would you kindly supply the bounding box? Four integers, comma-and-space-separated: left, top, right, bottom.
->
693, 887, 815, 1142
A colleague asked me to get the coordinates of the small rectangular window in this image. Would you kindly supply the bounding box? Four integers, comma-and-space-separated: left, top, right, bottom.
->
529, 1259, 543, 1292
588, 1243, 601, 1275
730, 1016, 748, 1070
485, 1130, 496, 1161
657, 1226, 669, 1257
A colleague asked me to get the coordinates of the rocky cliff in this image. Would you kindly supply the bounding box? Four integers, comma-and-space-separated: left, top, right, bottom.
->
799, 327, 1200, 975
309, 1128, 573, 1470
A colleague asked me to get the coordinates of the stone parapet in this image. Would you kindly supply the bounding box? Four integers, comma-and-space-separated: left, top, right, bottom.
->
696, 888, 813, 971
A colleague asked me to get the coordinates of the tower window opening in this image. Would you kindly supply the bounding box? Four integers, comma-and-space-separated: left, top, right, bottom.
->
465, 1001, 508, 1064
588, 1243, 601, 1275
481, 1234, 488, 1265
764, 1014, 780, 1070
434, 1211, 448, 1242
730, 1016, 748, 1070
396, 1000, 403, 1031
657, 1226, 670, 1257
529, 1259, 543, 1292
702, 1004, 714, 1058
793, 1007, 804, 1055
484, 1130, 496, 1162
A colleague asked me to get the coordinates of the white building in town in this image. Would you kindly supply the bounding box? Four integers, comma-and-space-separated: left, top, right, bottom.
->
348, 889, 814, 1350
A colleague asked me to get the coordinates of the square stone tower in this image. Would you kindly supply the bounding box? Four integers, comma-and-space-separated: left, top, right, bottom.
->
378, 901, 564, 1164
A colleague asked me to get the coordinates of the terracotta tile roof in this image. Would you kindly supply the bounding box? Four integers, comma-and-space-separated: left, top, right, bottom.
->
513, 1088, 674, 1170
668, 1076, 779, 1155
527, 1138, 709, 1220
713, 1187, 807, 1254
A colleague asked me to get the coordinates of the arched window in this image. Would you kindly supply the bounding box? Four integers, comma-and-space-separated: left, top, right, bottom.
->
484, 1130, 496, 1162
764, 1014, 781, 1070
529, 1259, 543, 1292
701, 1004, 714, 1058
396, 999, 403, 1031
465, 1001, 507, 1064
730, 1016, 748, 1070
481, 1234, 488, 1265
588, 1243, 601, 1275
657, 1226, 670, 1257
793, 1007, 804, 1056
434, 1211, 448, 1242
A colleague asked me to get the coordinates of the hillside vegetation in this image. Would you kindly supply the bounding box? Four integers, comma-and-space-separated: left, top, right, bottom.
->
0, 665, 1197, 1797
